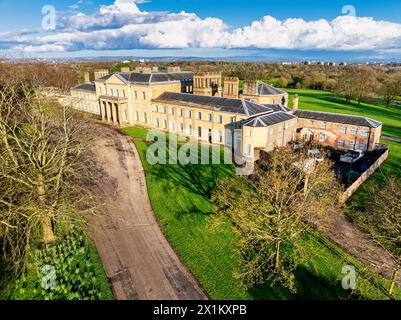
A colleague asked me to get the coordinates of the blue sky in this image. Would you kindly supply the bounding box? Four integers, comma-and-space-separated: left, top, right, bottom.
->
1, 0, 401, 60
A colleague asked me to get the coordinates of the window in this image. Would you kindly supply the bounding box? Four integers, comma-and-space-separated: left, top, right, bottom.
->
359, 143, 367, 150
155, 118, 160, 127
217, 130, 223, 143
170, 121, 175, 131
350, 128, 357, 135
319, 134, 325, 142
361, 130, 369, 137
154, 105, 159, 112
229, 116, 235, 123
134, 91, 138, 99
245, 144, 252, 155
143, 112, 147, 124
178, 109, 183, 117
142, 91, 146, 100
188, 124, 193, 135
320, 122, 327, 129
110, 88, 113, 96
217, 115, 223, 124
207, 113, 212, 122
116, 89, 119, 97
338, 139, 345, 147
170, 108, 175, 115
197, 112, 202, 120
135, 111, 139, 121
122, 90, 126, 97
179, 123, 184, 132
162, 106, 166, 114
187, 110, 192, 118
349, 141, 355, 149
163, 120, 167, 129
198, 126, 202, 138
340, 127, 346, 134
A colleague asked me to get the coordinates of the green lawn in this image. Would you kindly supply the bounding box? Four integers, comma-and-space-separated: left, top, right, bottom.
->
351, 139, 401, 206
123, 126, 399, 300
286, 88, 401, 139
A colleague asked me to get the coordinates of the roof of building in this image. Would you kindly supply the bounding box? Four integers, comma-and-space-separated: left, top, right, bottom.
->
241, 111, 297, 127
294, 110, 382, 128
257, 82, 287, 96
153, 92, 273, 116
263, 104, 292, 112
97, 71, 193, 84
71, 82, 96, 92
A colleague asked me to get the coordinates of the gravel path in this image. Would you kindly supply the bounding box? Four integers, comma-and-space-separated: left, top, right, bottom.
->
87, 126, 207, 300
309, 210, 400, 288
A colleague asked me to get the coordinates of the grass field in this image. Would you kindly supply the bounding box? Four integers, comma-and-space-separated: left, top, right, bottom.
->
286, 88, 401, 139
351, 139, 401, 206
124, 126, 399, 300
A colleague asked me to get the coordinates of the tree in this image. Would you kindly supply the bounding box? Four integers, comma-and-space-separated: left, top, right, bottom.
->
336, 66, 379, 105
212, 148, 341, 292
0, 78, 96, 274
358, 176, 401, 295
379, 75, 401, 108
277, 76, 289, 88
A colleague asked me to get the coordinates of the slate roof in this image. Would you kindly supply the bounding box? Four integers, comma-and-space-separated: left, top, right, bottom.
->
258, 82, 287, 96
263, 104, 292, 112
153, 92, 273, 116
241, 111, 297, 127
71, 82, 96, 92
97, 72, 193, 84
294, 110, 382, 128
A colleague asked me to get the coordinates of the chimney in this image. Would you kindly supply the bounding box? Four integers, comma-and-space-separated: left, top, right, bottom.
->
293, 94, 299, 112
94, 69, 109, 80
167, 66, 181, 73
243, 81, 258, 95
224, 77, 239, 99
141, 67, 152, 74
84, 72, 90, 83
121, 67, 130, 72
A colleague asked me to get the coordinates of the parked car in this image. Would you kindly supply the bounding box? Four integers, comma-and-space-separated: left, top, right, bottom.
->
307, 149, 324, 162
340, 150, 364, 163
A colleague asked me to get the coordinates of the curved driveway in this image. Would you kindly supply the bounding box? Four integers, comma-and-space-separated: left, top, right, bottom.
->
87, 126, 207, 300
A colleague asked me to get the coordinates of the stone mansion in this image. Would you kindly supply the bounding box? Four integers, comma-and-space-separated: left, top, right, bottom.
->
69, 66, 383, 158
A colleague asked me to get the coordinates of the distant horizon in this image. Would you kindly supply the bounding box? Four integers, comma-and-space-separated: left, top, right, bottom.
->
2, 0, 401, 61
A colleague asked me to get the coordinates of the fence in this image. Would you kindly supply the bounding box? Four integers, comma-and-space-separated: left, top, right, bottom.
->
340, 147, 389, 204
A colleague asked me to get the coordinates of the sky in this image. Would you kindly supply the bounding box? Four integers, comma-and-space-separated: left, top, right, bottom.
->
1, 0, 401, 61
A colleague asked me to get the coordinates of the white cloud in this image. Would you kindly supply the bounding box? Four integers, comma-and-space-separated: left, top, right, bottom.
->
5, 0, 401, 53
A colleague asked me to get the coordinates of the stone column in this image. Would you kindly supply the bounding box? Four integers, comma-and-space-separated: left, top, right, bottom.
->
101, 101, 106, 121
108, 102, 113, 123
118, 104, 124, 126
112, 103, 118, 125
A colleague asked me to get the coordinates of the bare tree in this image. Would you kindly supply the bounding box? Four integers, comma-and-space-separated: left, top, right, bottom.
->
212, 148, 341, 292
358, 176, 401, 295
0, 78, 96, 274
379, 75, 401, 108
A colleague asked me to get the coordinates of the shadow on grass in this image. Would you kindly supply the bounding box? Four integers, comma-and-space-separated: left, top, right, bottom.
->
149, 161, 231, 200
247, 265, 360, 300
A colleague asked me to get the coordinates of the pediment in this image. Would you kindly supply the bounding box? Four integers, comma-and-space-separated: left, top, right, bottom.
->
104, 74, 128, 85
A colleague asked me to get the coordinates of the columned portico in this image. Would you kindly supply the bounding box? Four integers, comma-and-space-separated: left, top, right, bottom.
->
99, 96, 128, 127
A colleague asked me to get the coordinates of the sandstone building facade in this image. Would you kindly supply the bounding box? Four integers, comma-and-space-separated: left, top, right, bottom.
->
70, 68, 383, 158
